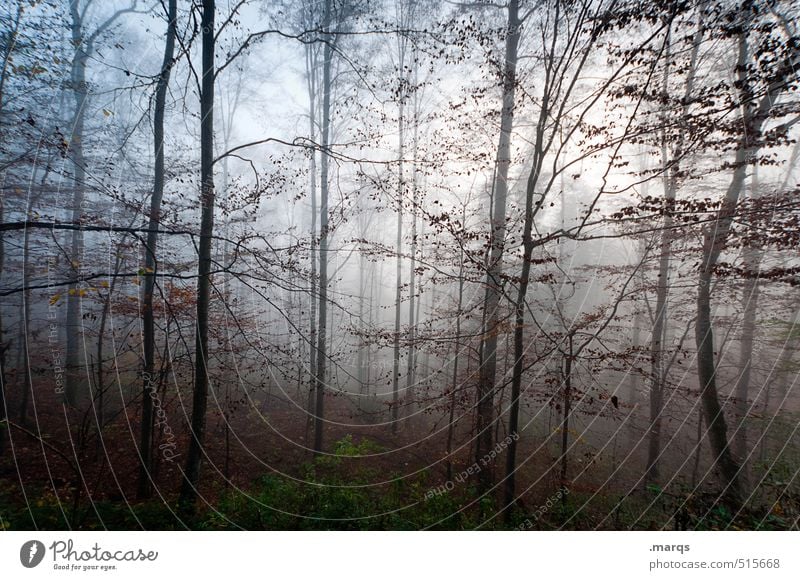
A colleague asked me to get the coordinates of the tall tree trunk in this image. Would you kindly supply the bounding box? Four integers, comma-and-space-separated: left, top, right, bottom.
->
17, 193, 34, 427
694, 30, 752, 509
760, 298, 799, 463
693, 19, 789, 507
391, 100, 404, 434
180, 0, 215, 510
390, 0, 415, 434
404, 119, 417, 419
358, 240, 366, 402
94, 252, 122, 458
732, 171, 761, 469
691, 406, 703, 488
312, 0, 333, 454
392, 127, 403, 426
735, 134, 798, 462
404, 54, 422, 418
559, 336, 574, 485
390, 201, 402, 433
478, 0, 521, 498
646, 199, 671, 486
138, 0, 177, 501
646, 18, 703, 486
0, 194, 6, 456
416, 218, 428, 402
303, 36, 319, 439
65, 0, 90, 407
446, 221, 466, 481
366, 254, 378, 412
697, 269, 744, 509
773, 302, 799, 412
357, 206, 374, 407
628, 306, 642, 408
0, 2, 22, 457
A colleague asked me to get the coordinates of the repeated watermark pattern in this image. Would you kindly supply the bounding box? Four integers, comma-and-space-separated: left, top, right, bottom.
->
143, 371, 180, 462
46, 255, 65, 396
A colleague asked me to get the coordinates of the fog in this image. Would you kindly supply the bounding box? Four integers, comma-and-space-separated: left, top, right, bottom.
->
0, 0, 799, 530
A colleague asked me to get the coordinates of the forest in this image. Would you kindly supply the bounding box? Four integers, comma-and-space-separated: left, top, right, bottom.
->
0, 0, 799, 531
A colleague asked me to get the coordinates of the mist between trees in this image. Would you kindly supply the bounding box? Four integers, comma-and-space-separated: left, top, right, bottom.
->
0, 0, 799, 531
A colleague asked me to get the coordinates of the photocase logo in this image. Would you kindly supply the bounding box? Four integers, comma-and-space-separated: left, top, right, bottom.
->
20, 540, 46, 568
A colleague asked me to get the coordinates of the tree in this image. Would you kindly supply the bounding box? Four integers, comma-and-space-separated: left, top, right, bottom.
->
501, 0, 672, 516
180, 0, 215, 510
312, 0, 334, 455
476, 0, 521, 493
138, 0, 177, 501
64, 0, 138, 407
389, 0, 417, 434
301, 0, 321, 439
694, 4, 798, 508
646, 7, 704, 487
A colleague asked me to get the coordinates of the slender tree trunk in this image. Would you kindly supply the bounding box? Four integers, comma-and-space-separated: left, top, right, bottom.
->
180, 0, 215, 510
646, 19, 703, 486
390, 0, 415, 434
417, 219, 429, 403
405, 59, 422, 417
479, 0, 521, 498
696, 269, 743, 507
0, 4, 22, 456
693, 24, 782, 508
774, 302, 799, 411
391, 106, 404, 434
65, 1, 89, 407
304, 39, 319, 439
629, 306, 642, 405
559, 336, 573, 485
17, 193, 34, 427
93, 252, 122, 460
0, 194, 6, 456
646, 217, 671, 486
404, 134, 417, 419
733, 236, 760, 466
312, 0, 333, 455
735, 142, 797, 463
446, 232, 466, 481
138, 0, 177, 501
760, 301, 799, 462
691, 406, 703, 488
358, 240, 366, 403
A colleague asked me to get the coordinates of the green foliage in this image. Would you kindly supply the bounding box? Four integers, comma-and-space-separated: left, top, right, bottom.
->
646, 483, 663, 495
203, 436, 483, 530
0, 480, 183, 530
3, 436, 796, 530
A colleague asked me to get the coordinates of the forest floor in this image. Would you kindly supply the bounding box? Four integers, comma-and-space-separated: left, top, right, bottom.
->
0, 393, 796, 530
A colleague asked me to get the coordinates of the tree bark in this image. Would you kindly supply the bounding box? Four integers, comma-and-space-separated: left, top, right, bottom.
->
303, 31, 319, 440
0, 2, 24, 456
693, 20, 790, 507
646, 17, 703, 486
0, 193, 6, 456
732, 213, 760, 469
391, 97, 405, 433
559, 335, 574, 486
477, 0, 521, 497
446, 211, 467, 481
694, 29, 751, 508
404, 98, 418, 419
180, 0, 215, 510
65, 0, 90, 408
138, 0, 177, 501
312, 0, 333, 455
